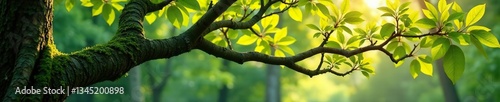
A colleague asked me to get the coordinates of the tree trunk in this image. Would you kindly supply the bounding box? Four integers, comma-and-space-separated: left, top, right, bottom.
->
266, 49, 281, 102
1, 0, 54, 101
217, 60, 230, 102
436, 59, 460, 102
130, 67, 143, 102
0, 0, 236, 101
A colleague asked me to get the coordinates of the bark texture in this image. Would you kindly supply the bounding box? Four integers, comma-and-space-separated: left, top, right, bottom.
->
0, 0, 236, 101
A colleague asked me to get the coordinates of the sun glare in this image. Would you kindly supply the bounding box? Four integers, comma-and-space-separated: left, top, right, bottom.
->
364, 0, 384, 8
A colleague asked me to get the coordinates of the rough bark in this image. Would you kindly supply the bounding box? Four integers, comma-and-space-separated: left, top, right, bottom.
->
1, 0, 236, 101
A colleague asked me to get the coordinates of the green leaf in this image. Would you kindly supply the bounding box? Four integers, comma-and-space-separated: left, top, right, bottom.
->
399, 2, 412, 10
91, 0, 104, 16
467, 25, 491, 32
443, 45, 465, 84
261, 15, 279, 30
274, 28, 287, 42
385, 0, 397, 10
422, 9, 435, 20
470, 30, 500, 48
386, 41, 399, 52
465, 4, 486, 26
343, 17, 364, 24
336, 29, 345, 44
339, 26, 352, 35
410, 59, 420, 79
418, 55, 433, 76
145, 13, 157, 24
377, 7, 394, 16
81, 0, 93, 7
393, 46, 407, 60
437, 0, 448, 13
313, 32, 322, 38
420, 37, 434, 48
111, 3, 124, 11
236, 35, 258, 45
431, 38, 450, 60
279, 45, 295, 55
354, 28, 367, 35
362, 71, 370, 78
470, 35, 488, 59
65, 0, 74, 12
275, 49, 285, 57
326, 41, 342, 48
340, 0, 350, 15
288, 7, 303, 22
344, 11, 362, 18
315, 3, 330, 18
380, 23, 395, 38
446, 12, 464, 23
415, 18, 436, 29
177, 0, 201, 10
102, 4, 115, 25
167, 6, 183, 28
451, 2, 463, 13
277, 37, 296, 45
448, 32, 470, 45
306, 24, 321, 31
424, 1, 439, 20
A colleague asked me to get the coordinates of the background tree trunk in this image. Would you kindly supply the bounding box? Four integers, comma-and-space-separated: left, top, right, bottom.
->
130, 67, 143, 102
266, 49, 281, 102
417, 0, 460, 102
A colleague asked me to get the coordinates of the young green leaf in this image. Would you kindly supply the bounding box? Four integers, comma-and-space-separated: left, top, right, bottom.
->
415, 18, 436, 29
470, 36, 488, 59
470, 30, 500, 48
448, 32, 470, 45
377, 7, 395, 16
340, 0, 350, 15
393, 46, 406, 67
145, 13, 157, 24
274, 28, 287, 43
437, 0, 448, 13
431, 38, 450, 60
236, 35, 258, 45
386, 41, 399, 52
418, 55, 433, 76
424, 1, 439, 19
443, 45, 465, 84
344, 11, 362, 18
91, 0, 104, 16
362, 71, 370, 78
326, 41, 342, 48
393, 46, 406, 60
167, 6, 183, 28
65, 0, 74, 12
261, 15, 279, 30
380, 23, 395, 38
275, 49, 285, 57
410, 59, 420, 79
102, 4, 115, 25
288, 7, 303, 22
344, 17, 364, 24
306, 24, 321, 31
446, 12, 464, 23
465, 4, 486, 26
177, 0, 201, 10
279, 45, 295, 55
470, 35, 488, 59
316, 3, 330, 18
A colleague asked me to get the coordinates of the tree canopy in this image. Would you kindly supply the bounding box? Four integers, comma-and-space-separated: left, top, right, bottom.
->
1, 0, 499, 101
